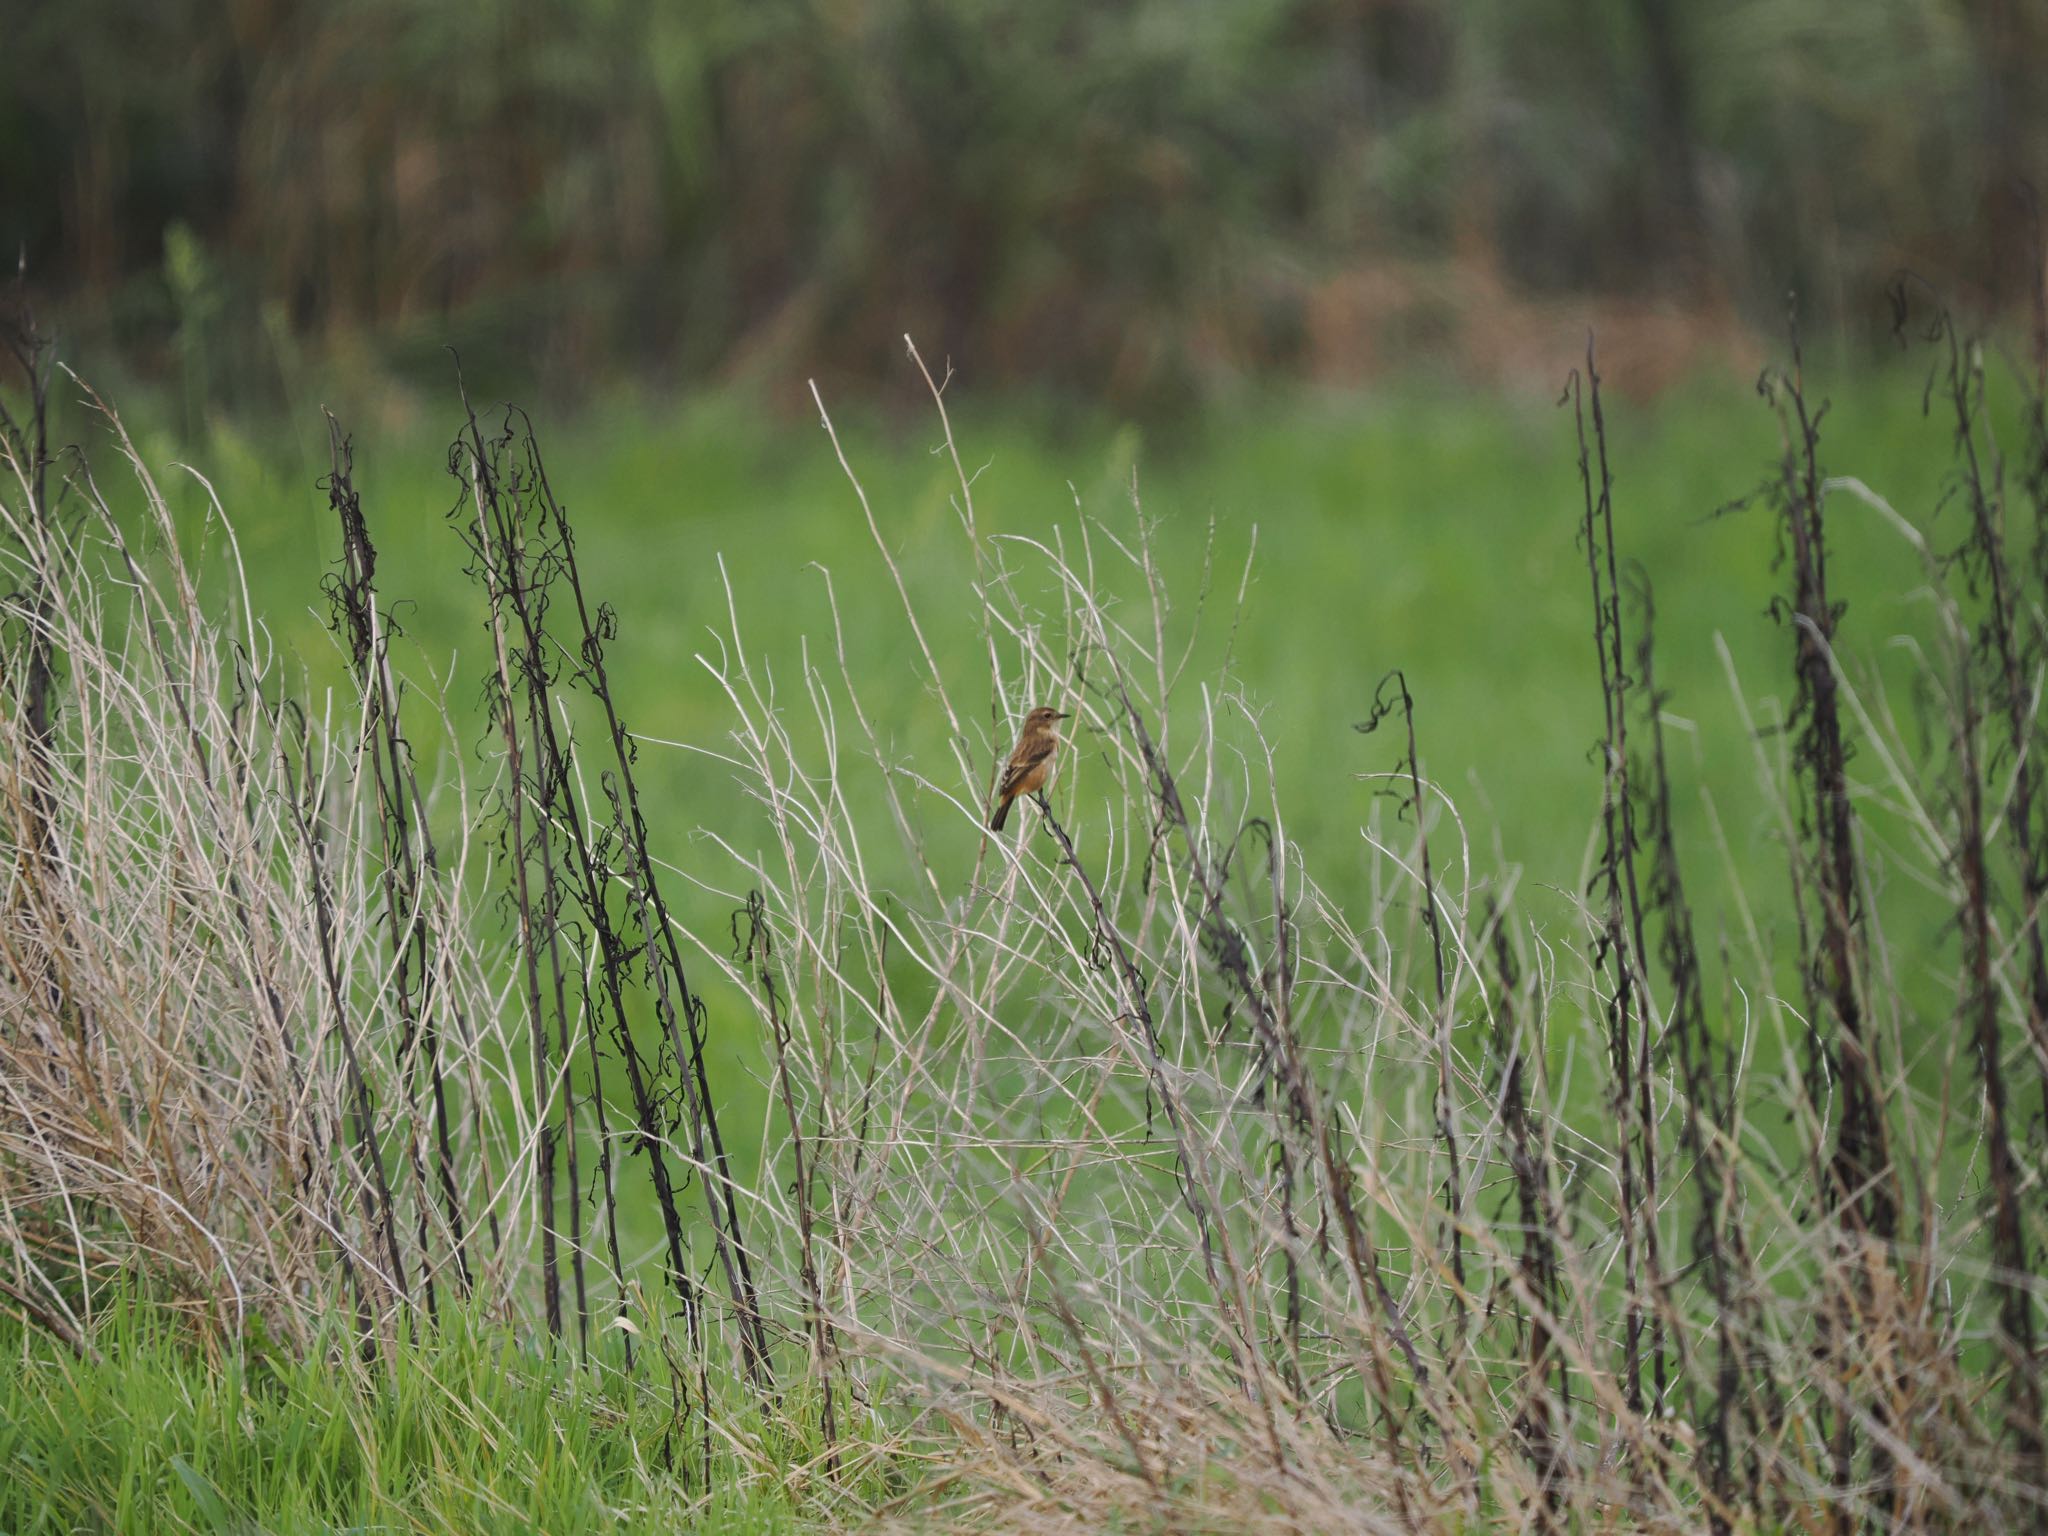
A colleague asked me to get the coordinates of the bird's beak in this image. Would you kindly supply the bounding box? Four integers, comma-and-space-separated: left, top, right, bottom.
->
1055, 711, 1071, 719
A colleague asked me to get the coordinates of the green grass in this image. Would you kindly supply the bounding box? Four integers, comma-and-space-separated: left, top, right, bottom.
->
112, 357, 1968, 993
0, 1295, 892, 1533
116, 359, 1959, 880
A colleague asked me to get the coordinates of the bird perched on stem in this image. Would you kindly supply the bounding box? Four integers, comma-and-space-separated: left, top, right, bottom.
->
989, 706, 1068, 831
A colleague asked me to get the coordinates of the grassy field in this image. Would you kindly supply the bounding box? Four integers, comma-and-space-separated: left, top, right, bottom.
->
8, 342, 2044, 1532
124, 357, 1958, 912
0, 1294, 885, 1533
118, 355, 1968, 1058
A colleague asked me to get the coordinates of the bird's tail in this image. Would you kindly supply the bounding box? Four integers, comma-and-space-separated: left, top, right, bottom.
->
989, 796, 1011, 832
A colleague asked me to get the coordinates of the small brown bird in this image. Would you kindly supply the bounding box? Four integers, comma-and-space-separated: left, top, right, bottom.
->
989, 706, 1069, 831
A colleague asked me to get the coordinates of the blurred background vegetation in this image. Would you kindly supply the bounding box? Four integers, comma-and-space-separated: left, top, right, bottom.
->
6, 0, 2045, 417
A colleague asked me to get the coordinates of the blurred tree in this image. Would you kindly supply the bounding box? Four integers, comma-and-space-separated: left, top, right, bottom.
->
0, 0, 2038, 404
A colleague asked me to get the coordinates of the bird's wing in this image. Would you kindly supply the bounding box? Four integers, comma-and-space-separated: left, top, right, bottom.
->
997, 734, 1057, 800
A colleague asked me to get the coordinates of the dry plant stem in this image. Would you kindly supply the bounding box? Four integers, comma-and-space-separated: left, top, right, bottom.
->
322, 414, 475, 1311
1771, 345, 1897, 1238
1487, 909, 1568, 1530
569, 936, 631, 1361
1567, 342, 1662, 1424
548, 486, 774, 1387
1260, 821, 1308, 1400
1923, 309, 2047, 1506
277, 705, 409, 1320
453, 395, 771, 1384
1029, 796, 1230, 1304
512, 664, 587, 1354
1044, 1276, 1163, 1496
1948, 566, 2042, 1530
1763, 327, 1899, 1528
2026, 298, 2048, 1142
743, 890, 838, 1470
1637, 581, 1745, 1535
1358, 670, 1461, 1342
459, 403, 564, 1340
0, 1272, 97, 1362
1204, 758, 1440, 1481
454, 401, 691, 1349
1108, 668, 1429, 1422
